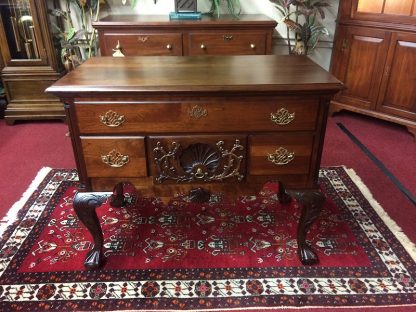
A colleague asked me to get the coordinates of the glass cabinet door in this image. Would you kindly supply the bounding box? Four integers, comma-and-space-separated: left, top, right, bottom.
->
357, 0, 416, 16
0, 0, 47, 65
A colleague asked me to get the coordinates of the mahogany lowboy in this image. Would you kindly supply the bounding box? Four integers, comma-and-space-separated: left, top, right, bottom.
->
47, 55, 343, 269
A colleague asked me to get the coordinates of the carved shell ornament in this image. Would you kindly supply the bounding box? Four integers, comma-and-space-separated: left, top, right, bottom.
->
153, 140, 245, 183
180, 143, 221, 179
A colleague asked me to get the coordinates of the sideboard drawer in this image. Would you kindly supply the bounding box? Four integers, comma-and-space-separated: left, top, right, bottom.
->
80, 136, 147, 178
75, 99, 319, 134
187, 32, 267, 55
249, 134, 314, 175
101, 33, 183, 56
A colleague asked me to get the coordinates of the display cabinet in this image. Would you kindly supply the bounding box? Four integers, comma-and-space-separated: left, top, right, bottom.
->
0, 0, 64, 124
330, 0, 416, 137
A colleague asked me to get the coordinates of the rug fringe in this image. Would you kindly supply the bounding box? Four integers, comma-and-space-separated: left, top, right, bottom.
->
344, 167, 416, 261
0, 167, 52, 237
100, 302, 416, 311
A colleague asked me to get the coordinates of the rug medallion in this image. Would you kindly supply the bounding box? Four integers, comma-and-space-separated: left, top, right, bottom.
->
0, 167, 414, 311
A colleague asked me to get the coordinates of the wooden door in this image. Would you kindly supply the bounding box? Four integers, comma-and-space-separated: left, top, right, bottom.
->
376, 32, 416, 121
331, 25, 390, 110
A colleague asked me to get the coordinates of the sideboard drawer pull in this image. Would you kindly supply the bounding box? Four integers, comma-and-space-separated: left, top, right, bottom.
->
270, 108, 295, 125
112, 40, 125, 57
267, 147, 295, 165
166, 44, 172, 50
250, 43, 256, 49
223, 35, 233, 41
101, 149, 129, 168
200, 43, 206, 49
188, 105, 208, 119
99, 110, 125, 127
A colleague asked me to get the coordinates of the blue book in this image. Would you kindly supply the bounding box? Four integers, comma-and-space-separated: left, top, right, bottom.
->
169, 12, 202, 20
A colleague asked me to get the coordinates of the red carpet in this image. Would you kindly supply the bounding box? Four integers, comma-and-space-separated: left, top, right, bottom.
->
329, 112, 415, 196
0, 167, 414, 311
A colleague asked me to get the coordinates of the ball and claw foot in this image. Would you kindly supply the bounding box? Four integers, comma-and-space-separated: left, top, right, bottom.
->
276, 181, 324, 265
73, 182, 135, 270
298, 243, 319, 265
84, 249, 103, 270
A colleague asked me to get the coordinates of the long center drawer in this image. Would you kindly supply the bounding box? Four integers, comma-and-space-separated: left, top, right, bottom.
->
74, 98, 319, 134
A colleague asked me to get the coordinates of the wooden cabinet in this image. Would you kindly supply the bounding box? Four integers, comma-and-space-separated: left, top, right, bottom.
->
47, 55, 343, 268
46, 55, 342, 193
330, 0, 416, 137
0, 0, 64, 124
93, 14, 277, 57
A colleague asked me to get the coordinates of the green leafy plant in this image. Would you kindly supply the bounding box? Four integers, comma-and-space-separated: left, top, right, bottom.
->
49, 0, 104, 71
270, 0, 331, 55
209, 0, 241, 18
130, 0, 239, 18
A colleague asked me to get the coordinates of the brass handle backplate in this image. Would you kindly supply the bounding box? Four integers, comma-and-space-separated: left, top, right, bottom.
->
223, 35, 233, 41
188, 105, 208, 119
101, 149, 129, 168
271, 108, 295, 125
341, 39, 348, 50
138, 36, 149, 42
267, 147, 295, 166
99, 110, 125, 127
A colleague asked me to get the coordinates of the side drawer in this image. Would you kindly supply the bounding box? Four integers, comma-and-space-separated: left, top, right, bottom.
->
249, 134, 314, 175
101, 33, 182, 56
80, 136, 147, 177
74, 98, 319, 134
187, 32, 267, 55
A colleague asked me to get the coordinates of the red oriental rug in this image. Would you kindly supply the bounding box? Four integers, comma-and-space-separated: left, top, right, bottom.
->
0, 167, 415, 311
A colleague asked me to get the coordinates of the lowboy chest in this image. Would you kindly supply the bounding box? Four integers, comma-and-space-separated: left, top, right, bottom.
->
47, 55, 342, 269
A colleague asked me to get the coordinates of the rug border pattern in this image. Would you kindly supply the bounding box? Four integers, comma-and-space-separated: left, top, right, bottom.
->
0, 167, 415, 310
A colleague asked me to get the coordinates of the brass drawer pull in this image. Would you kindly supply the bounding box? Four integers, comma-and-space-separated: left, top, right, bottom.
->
250, 43, 256, 49
112, 40, 125, 57
101, 149, 129, 168
138, 36, 149, 42
271, 108, 295, 125
99, 110, 125, 127
223, 35, 233, 41
166, 44, 172, 50
267, 147, 295, 166
200, 43, 206, 49
188, 105, 208, 119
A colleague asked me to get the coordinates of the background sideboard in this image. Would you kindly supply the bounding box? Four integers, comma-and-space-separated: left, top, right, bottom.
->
93, 14, 277, 57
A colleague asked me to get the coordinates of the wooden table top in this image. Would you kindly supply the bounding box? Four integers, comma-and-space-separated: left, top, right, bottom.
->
47, 55, 343, 96
93, 14, 277, 27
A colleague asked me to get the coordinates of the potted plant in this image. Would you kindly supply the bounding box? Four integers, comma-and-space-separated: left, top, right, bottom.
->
130, 0, 240, 17
49, 0, 106, 71
209, 0, 241, 18
270, 0, 331, 55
